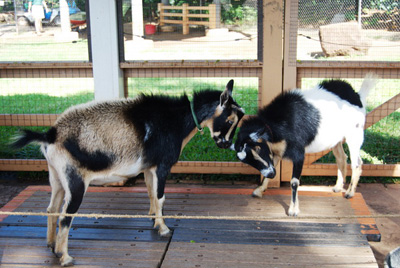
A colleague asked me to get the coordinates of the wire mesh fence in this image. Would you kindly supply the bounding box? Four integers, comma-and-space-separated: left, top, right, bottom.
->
0, 77, 94, 160
300, 76, 399, 167
0, 1, 398, 178
297, 0, 400, 61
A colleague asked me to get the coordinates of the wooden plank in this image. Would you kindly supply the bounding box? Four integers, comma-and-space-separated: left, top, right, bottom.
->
0, 62, 92, 69
0, 187, 378, 267
365, 93, 400, 129
163, 242, 377, 268
0, 225, 169, 242
0, 238, 166, 268
0, 159, 260, 174
297, 60, 400, 69
120, 61, 262, 69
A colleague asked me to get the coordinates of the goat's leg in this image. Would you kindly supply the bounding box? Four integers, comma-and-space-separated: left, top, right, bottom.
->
47, 165, 65, 252
344, 130, 364, 199
344, 129, 364, 199
252, 156, 281, 198
144, 169, 155, 216
55, 166, 87, 267
345, 156, 362, 199
331, 142, 348, 193
151, 166, 171, 237
288, 156, 304, 216
252, 177, 270, 198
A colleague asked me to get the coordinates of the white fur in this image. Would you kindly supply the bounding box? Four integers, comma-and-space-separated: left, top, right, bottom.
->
301, 87, 366, 154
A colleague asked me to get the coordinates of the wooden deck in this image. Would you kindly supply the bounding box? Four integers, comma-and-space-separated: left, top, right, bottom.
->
0, 185, 380, 267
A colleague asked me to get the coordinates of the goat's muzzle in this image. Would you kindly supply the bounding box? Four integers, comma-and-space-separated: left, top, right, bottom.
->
260, 166, 276, 179
214, 137, 232, 149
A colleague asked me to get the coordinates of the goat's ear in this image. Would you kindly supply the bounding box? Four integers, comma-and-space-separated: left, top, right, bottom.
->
220, 80, 234, 108
250, 129, 268, 142
226, 79, 234, 94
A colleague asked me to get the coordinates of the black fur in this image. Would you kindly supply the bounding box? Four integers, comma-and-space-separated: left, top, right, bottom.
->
123, 93, 200, 170
11, 127, 57, 149
235, 90, 320, 180
61, 165, 85, 228
319, 79, 363, 108
238, 90, 320, 154
63, 138, 115, 172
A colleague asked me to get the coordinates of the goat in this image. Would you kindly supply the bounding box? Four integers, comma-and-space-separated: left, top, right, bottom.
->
233, 74, 377, 216
11, 80, 244, 267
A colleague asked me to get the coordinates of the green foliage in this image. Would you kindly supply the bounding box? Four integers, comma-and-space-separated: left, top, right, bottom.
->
221, 4, 257, 26
364, 0, 399, 11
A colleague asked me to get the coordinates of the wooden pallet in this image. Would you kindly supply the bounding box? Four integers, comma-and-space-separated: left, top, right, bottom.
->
0, 186, 380, 267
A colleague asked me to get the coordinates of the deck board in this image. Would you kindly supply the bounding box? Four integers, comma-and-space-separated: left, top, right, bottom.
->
0, 186, 379, 267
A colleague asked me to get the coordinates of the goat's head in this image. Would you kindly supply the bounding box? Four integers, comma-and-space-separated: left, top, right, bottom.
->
207, 80, 245, 149
232, 121, 276, 180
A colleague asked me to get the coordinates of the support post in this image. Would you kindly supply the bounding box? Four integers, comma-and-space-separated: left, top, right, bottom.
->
281, 1, 298, 182
182, 3, 189, 35
261, 0, 284, 188
209, 4, 217, 29
132, 0, 144, 41
158, 3, 164, 26
89, 0, 124, 101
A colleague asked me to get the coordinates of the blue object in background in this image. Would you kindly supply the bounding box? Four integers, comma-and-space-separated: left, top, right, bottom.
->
45, 11, 51, 20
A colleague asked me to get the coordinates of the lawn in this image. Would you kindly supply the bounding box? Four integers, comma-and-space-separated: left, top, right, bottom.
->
0, 77, 398, 170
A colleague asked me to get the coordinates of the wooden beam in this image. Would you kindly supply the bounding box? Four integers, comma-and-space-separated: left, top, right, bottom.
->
261, 0, 284, 188
365, 93, 400, 129
0, 159, 259, 174
281, 0, 298, 182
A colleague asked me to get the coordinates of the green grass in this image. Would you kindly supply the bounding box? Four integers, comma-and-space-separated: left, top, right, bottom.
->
0, 77, 258, 162
1, 77, 398, 173
0, 39, 89, 61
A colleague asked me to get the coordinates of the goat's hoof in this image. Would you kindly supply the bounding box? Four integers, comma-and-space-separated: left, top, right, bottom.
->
252, 190, 263, 198
344, 193, 354, 199
288, 208, 300, 217
159, 227, 172, 237
60, 255, 74, 267
332, 186, 342, 193
54, 251, 63, 258
47, 242, 55, 251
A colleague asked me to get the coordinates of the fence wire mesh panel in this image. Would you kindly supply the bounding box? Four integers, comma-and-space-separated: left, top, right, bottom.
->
0, 77, 94, 161
296, 68, 400, 178
297, 0, 400, 61
122, 0, 258, 60
0, 0, 88, 61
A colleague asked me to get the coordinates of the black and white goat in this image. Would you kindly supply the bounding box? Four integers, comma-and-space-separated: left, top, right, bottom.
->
11, 80, 244, 267
233, 74, 377, 216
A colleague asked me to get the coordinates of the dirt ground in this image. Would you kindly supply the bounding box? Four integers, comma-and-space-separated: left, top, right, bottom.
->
0, 172, 399, 268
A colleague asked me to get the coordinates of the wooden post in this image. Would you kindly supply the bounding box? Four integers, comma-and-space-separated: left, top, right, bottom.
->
261, 0, 284, 188
182, 3, 189, 35
208, 4, 217, 29
281, 0, 298, 182
158, 3, 164, 26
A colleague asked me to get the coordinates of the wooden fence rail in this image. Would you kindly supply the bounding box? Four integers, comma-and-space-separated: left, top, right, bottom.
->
158, 3, 217, 35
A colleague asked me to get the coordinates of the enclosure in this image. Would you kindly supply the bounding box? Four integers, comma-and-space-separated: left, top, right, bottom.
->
0, 0, 399, 186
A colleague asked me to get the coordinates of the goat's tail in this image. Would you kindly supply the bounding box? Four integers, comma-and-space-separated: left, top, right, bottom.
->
10, 128, 57, 149
358, 73, 379, 107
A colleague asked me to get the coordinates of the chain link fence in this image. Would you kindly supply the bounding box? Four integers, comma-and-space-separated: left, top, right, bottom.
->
299, 0, 400, 31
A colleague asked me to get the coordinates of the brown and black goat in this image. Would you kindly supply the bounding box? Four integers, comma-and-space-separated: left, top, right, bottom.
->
233, 74, 377, 217
11, 80, 244, 266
